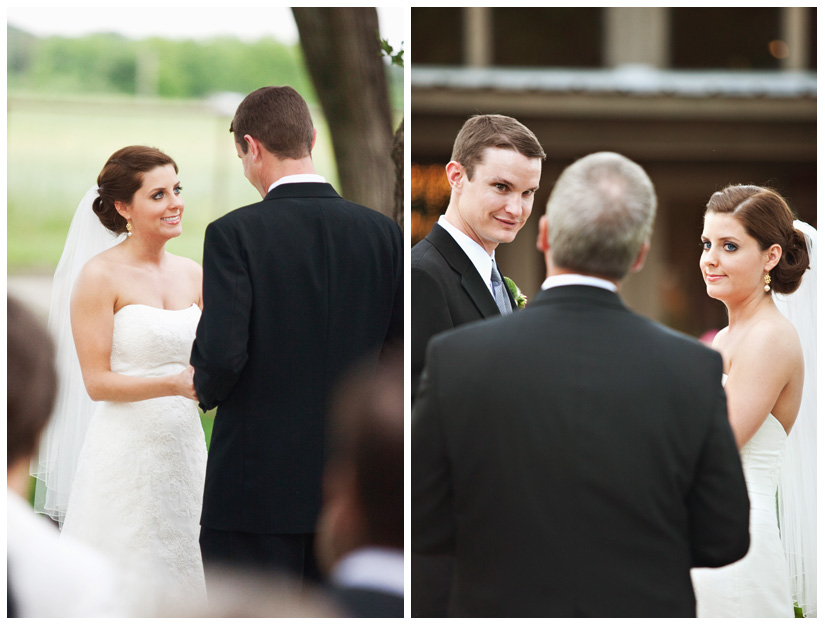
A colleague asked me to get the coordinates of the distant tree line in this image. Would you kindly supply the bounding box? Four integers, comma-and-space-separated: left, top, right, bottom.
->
7, 24, 402, 106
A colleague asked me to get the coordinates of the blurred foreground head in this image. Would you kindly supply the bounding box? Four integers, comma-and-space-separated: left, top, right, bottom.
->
8, 297, 57, 473
316, 350, 404, 573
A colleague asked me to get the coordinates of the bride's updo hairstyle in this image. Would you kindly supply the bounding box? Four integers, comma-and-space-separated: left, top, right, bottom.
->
705, 185, 810, 295
93, 146, 178, 235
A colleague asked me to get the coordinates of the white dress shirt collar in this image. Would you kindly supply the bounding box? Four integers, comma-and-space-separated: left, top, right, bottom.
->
329, 547, 404, 597
267, 174, 326, 193
438, 215, 496, 296
541, 273, 618, 293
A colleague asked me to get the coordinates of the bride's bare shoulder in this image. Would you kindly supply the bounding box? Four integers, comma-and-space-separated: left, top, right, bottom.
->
739, 311, 802, 370
73, 247, 126, 300
753, 310, 800, 345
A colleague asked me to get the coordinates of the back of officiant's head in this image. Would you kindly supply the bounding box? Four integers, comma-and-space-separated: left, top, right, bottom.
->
539, 151, 657, 281
7, 297, 57, 486
316, 349, 404, 571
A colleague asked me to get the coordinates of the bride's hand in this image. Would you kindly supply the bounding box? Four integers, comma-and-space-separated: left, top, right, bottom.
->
173, 366, 199, 401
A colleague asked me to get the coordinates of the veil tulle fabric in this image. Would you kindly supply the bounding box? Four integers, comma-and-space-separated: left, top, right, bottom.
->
30, 186, 125, 526
774, 220, 816, 617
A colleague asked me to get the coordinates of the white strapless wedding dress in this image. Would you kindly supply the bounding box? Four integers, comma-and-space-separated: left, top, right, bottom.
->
691, 380, 794, 617
61, 304, 208, 611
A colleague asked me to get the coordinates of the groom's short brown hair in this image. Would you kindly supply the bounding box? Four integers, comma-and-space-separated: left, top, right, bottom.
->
231, 86, 315, 160
450, 114, 546, 180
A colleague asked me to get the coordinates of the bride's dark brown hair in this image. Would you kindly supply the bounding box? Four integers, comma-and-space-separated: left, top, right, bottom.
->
705, 184, 810, 295
93, 146, 178, 235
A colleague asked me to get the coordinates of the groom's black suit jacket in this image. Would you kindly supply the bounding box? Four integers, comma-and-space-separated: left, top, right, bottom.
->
412, 285, 750, 617
411, 222, 515, 402
411, 222, 517, 616
192, 183, 403, 534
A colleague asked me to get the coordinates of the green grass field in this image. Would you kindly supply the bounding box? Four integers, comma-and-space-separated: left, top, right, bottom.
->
7, 93, 339, 271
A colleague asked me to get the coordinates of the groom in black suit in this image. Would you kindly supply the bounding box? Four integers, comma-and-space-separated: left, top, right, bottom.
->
412, 152, 750, 617
411, 114, 545, 402
191, 86, 403, 586
411, 114, 545, 616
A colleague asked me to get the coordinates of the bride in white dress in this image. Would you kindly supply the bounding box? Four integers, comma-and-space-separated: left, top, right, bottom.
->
31, 146, 208, 613
692, 184, 816, 617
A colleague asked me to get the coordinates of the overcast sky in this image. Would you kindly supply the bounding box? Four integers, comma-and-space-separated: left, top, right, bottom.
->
6, 6, 407, 50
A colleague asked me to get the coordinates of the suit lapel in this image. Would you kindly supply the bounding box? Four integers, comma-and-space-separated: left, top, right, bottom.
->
426, 223, 500, 318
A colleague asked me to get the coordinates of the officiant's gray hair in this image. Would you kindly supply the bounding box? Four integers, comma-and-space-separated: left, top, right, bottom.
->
545, 152, 656, 280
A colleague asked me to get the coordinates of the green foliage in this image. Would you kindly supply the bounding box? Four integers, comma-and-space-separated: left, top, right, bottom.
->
147, 36, 314, 100
379, 35, 404, 68
7, 24, 37, 74
379, 36, 404, 111
26, 34, 139, 94
7, 24, 402, 120
7, 25, 317, 103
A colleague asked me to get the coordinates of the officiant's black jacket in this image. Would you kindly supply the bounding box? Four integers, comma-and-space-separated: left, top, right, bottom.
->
192, 183, 403, 534
412, 285, 750, 617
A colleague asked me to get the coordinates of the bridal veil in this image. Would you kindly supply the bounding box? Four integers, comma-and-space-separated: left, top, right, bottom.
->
30, 186, 125, 526
774, 219, 816, 617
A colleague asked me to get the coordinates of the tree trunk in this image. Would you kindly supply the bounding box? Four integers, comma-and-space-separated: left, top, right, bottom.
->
292, 8, 395, 218
391, 119, 404, 228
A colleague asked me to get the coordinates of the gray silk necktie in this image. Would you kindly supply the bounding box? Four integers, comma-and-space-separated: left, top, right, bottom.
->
491, 261, 513, 315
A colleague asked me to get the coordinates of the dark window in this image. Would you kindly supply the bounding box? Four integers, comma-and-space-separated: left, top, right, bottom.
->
671, 8, 782, 69
411, 8, 602, 68
411, 8, 463, 65
492, 8, 602, 67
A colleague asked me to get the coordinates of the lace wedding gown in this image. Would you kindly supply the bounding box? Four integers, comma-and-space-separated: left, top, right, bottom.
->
691, 376, 793, 617
61, 304, 207, 611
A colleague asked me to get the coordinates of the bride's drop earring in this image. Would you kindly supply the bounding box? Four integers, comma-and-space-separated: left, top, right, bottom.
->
763, 272, 771, 292
126, 222, 133, 237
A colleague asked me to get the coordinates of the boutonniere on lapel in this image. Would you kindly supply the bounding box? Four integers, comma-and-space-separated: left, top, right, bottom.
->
503, 277, 527, 309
